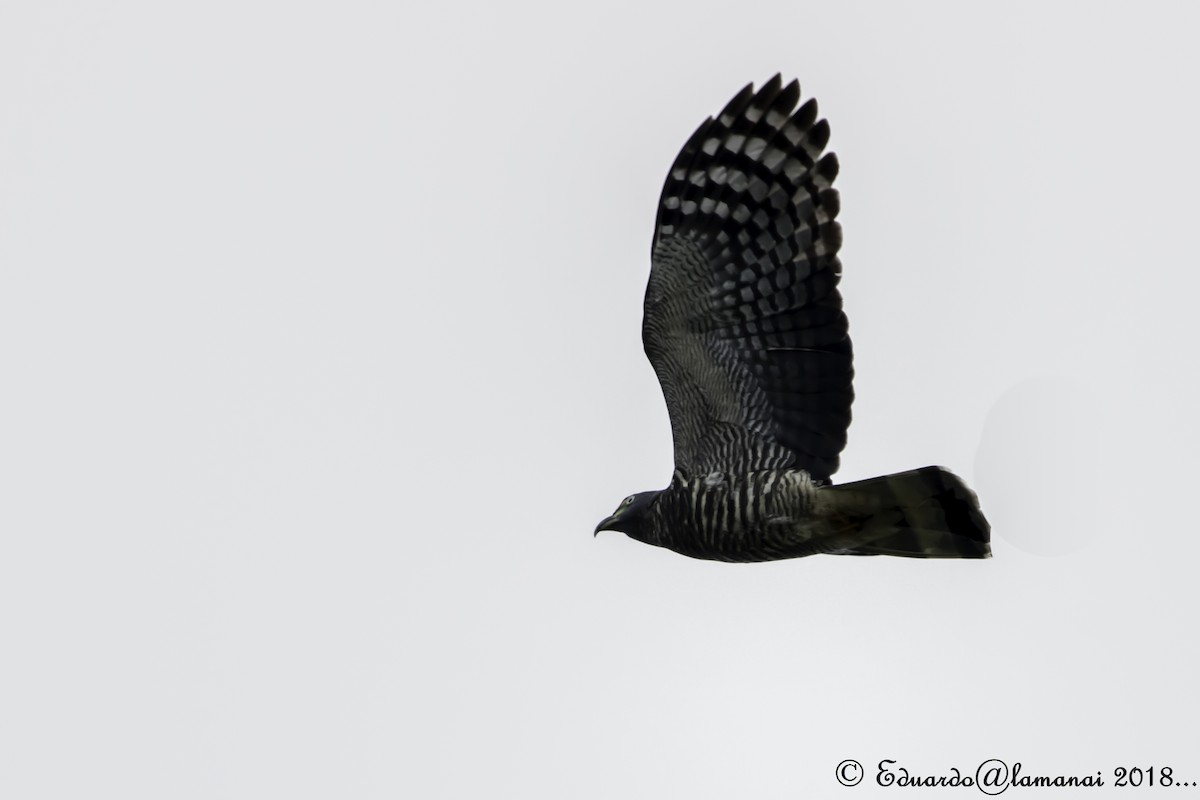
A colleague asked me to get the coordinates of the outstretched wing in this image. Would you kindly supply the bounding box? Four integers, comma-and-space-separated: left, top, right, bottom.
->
643, 76, 853, 483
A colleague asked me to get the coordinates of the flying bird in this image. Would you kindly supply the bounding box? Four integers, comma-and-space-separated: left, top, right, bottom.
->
596, 76, 990, 561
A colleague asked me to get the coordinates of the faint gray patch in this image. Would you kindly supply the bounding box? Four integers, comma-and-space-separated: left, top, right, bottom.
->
974, 375, 1113, 557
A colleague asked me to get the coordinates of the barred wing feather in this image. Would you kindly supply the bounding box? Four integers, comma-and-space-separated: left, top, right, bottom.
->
643, 76, 853, 483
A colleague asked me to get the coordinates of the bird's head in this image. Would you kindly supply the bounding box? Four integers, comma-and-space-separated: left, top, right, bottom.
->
595, 491, 661, 544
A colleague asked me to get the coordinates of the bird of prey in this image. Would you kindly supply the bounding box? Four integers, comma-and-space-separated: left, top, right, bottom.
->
596, 76, 990, 561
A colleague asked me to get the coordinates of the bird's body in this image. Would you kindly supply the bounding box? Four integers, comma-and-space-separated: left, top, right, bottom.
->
617, 467, 989, 561
597, 76, 990, 561
633, 469, 822, 562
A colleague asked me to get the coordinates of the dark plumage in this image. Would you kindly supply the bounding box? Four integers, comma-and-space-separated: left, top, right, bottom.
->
596, 76, 991, 561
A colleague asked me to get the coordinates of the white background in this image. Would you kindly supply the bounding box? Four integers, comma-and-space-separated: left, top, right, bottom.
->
3, 1, 1198, 797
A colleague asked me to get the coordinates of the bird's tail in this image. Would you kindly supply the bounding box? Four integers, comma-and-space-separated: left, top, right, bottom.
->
823, 467, 991, 558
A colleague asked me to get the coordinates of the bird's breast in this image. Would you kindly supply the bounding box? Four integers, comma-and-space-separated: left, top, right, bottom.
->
656, 469, 824, 561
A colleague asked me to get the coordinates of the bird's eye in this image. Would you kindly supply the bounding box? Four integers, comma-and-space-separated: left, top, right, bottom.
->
624, 496, 635, 506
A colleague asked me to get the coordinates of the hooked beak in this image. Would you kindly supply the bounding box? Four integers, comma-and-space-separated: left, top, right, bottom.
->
594, 515, 620, 536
